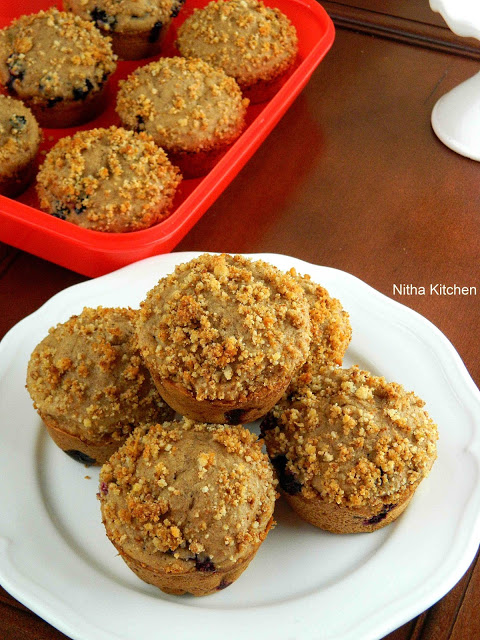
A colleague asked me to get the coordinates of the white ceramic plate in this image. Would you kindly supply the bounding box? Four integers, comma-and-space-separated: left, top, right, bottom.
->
1, 252, 479, 640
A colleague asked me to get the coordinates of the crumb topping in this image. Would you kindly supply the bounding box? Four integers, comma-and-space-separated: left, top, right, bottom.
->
176, 0, 298, 86
264, 366, 438, 507
0, 8, 116, 103
65, 0, 185, 33
36, 126, 181, 233
287, 271, 352, 388
116, 56, 248, 153
26, 307, 174, 440
0, 94, 40, 178
136, 254, 312, 402
99, 419, 277, 571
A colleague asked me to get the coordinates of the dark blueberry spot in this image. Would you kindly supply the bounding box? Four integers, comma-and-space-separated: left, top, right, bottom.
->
9, 114, 26, 133
65, 449, 96, 466
171, 0, 186, 17
73, 78, 94, 101
90, 7, 117, 30
224, 409, 247, 425
52, 202, 70, 221
363, 503, 396, 526
47, 96, 63, 108
195, 555, 216, 572
74, 199, 87, 215
100, 481, 108, 495
217, 579, 232, 590
6, 56, 25, 91
272, 455, 302, 495
149, 21, 163, 43
135, 114, 145, 132
260, 413, 277, 434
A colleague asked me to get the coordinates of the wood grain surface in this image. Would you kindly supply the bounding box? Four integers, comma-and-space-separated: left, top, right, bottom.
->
0, 1, 479, 639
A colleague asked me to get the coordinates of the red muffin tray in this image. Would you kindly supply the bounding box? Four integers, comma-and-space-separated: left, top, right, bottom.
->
0, 0, 334, 277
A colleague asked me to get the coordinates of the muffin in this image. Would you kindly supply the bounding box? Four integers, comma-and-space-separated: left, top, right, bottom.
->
64, 0, 186, 60
135, 253, 312, 424
26, 307, 175, 465
262, 366, 438, 533
36, 126, 181, 232
0, 95, 41, 197
99, 419, 277, 595
0, 8, 117, 128
176, 0, 298, 103
116, 57, 249, 178
287, 271, 352, 389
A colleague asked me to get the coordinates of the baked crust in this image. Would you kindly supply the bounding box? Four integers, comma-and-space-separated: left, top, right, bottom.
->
282, 486, 415, 534
109, 519, 273, 595
43, 416, 126, 466
153, 371, 290, 424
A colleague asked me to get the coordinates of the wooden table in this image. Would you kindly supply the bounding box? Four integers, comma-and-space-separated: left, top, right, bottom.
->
1, 1, 479, 638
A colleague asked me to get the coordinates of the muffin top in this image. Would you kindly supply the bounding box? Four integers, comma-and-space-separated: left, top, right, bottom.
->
65, 0, 185, 33
116, 56, 249, 153
26, 307, 174, 441
176, 0, 298, 86
99, 419, 277, 572
0, 8, 116, 104
136, 253, 312, 402
263, 366, 438, 507
0, 95, 41, 178
36, 126, 181, 233
289, 271, 351, 386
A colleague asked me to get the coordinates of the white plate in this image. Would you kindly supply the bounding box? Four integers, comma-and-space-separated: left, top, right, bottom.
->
1, 252, 479, 640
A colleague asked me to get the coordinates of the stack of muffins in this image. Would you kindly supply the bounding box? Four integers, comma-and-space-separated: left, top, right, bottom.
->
0, 0, 299, 223
26, 253, 439, 596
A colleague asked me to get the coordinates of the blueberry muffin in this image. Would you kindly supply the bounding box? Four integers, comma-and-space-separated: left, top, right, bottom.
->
26, 307, 175, 465
262, 366, 438, 533
0, 8, 117, 127
36, 127, 181, 232
287, 271, 352, 389
176, 0, 298, 103
0, 95, 41, 197
99, 419, 277, 595
135, 254, 312, 424
116, 57, 249, 178
64, 0, 186, 60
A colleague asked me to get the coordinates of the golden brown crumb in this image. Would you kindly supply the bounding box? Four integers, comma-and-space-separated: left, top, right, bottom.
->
135, 253, 312, 402
264, 365, 438, 507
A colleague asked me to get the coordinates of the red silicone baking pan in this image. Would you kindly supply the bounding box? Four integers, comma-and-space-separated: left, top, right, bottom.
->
0, 0, 334, 277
